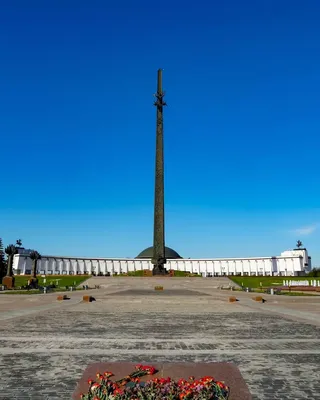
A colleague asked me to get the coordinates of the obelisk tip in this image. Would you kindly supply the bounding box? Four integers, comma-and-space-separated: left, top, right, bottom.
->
157, 69, 163, 93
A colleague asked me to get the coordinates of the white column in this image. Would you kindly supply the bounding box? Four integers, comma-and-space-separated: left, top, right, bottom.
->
72, 259, 75, 274
46, 258, 49, 272
290, 258, 294, 276
263, 259, 266, 276
284, 258, 287, 276
38, 257, 42, 273
59, 259, 63, 274
52, 258, 56, 272
23, 257, 27, 274
67, 259, 70, 275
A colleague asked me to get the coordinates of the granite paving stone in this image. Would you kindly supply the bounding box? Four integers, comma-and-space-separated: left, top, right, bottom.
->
0, 278, 319, 400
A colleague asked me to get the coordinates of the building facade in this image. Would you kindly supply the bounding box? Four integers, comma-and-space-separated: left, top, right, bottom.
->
12, 248, 311, 277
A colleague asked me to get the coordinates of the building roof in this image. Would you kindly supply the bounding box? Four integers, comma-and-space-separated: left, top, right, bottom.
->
135, 246, 182, 259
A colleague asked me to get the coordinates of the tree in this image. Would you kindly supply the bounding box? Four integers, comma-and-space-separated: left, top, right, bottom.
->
308, 267, 320, 277
5, 244, 18, 276
0, 238, 6, 280
29, 251, 41, 278
296, 240, 303, 249
16, 239, 23, 247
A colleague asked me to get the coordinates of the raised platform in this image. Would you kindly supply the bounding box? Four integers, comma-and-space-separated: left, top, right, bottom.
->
107, 289, 210, 296
72, 362, 251, 400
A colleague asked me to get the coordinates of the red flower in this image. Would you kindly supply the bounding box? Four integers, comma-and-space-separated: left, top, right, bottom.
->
90, 383, 101, 392
87, 379, 93, 385
96, 373, 104, 381
83, 369, 229, 399
146, 367, 156, 375
159, 377, 170, 384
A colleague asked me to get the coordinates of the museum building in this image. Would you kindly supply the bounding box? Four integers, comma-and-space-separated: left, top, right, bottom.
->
12, 246, 311, 277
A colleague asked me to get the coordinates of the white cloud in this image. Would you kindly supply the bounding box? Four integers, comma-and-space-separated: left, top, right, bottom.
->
291, 224, 317, 236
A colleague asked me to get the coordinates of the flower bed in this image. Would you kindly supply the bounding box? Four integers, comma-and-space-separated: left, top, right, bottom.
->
80, 364, 229, 399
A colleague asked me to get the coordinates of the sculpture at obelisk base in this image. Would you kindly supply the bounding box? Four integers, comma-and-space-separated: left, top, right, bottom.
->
151, 69, 167, 275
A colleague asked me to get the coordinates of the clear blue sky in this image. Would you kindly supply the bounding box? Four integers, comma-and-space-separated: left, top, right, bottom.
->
1, 0, 319, 264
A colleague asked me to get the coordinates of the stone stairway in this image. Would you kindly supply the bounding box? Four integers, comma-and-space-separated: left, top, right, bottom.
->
79, 276, 239, 289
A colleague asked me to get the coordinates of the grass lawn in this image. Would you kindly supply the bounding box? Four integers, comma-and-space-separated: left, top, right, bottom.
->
0, 288, 85, 295
229, 276, 317, 288
13, 275, 90, 288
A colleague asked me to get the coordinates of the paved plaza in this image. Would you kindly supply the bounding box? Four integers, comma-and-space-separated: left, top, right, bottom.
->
0, 277, 319, 400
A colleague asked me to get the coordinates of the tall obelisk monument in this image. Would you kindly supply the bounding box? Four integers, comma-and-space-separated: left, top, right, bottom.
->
151, 69, 167, 275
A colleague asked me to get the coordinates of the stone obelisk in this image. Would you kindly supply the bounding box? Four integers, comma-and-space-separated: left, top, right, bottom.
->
151, 69, 167, 275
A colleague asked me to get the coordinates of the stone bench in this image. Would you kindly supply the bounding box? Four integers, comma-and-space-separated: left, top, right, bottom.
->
57, 295, 68, 301
252, 296, 266, 303
83, 295, 95, 302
